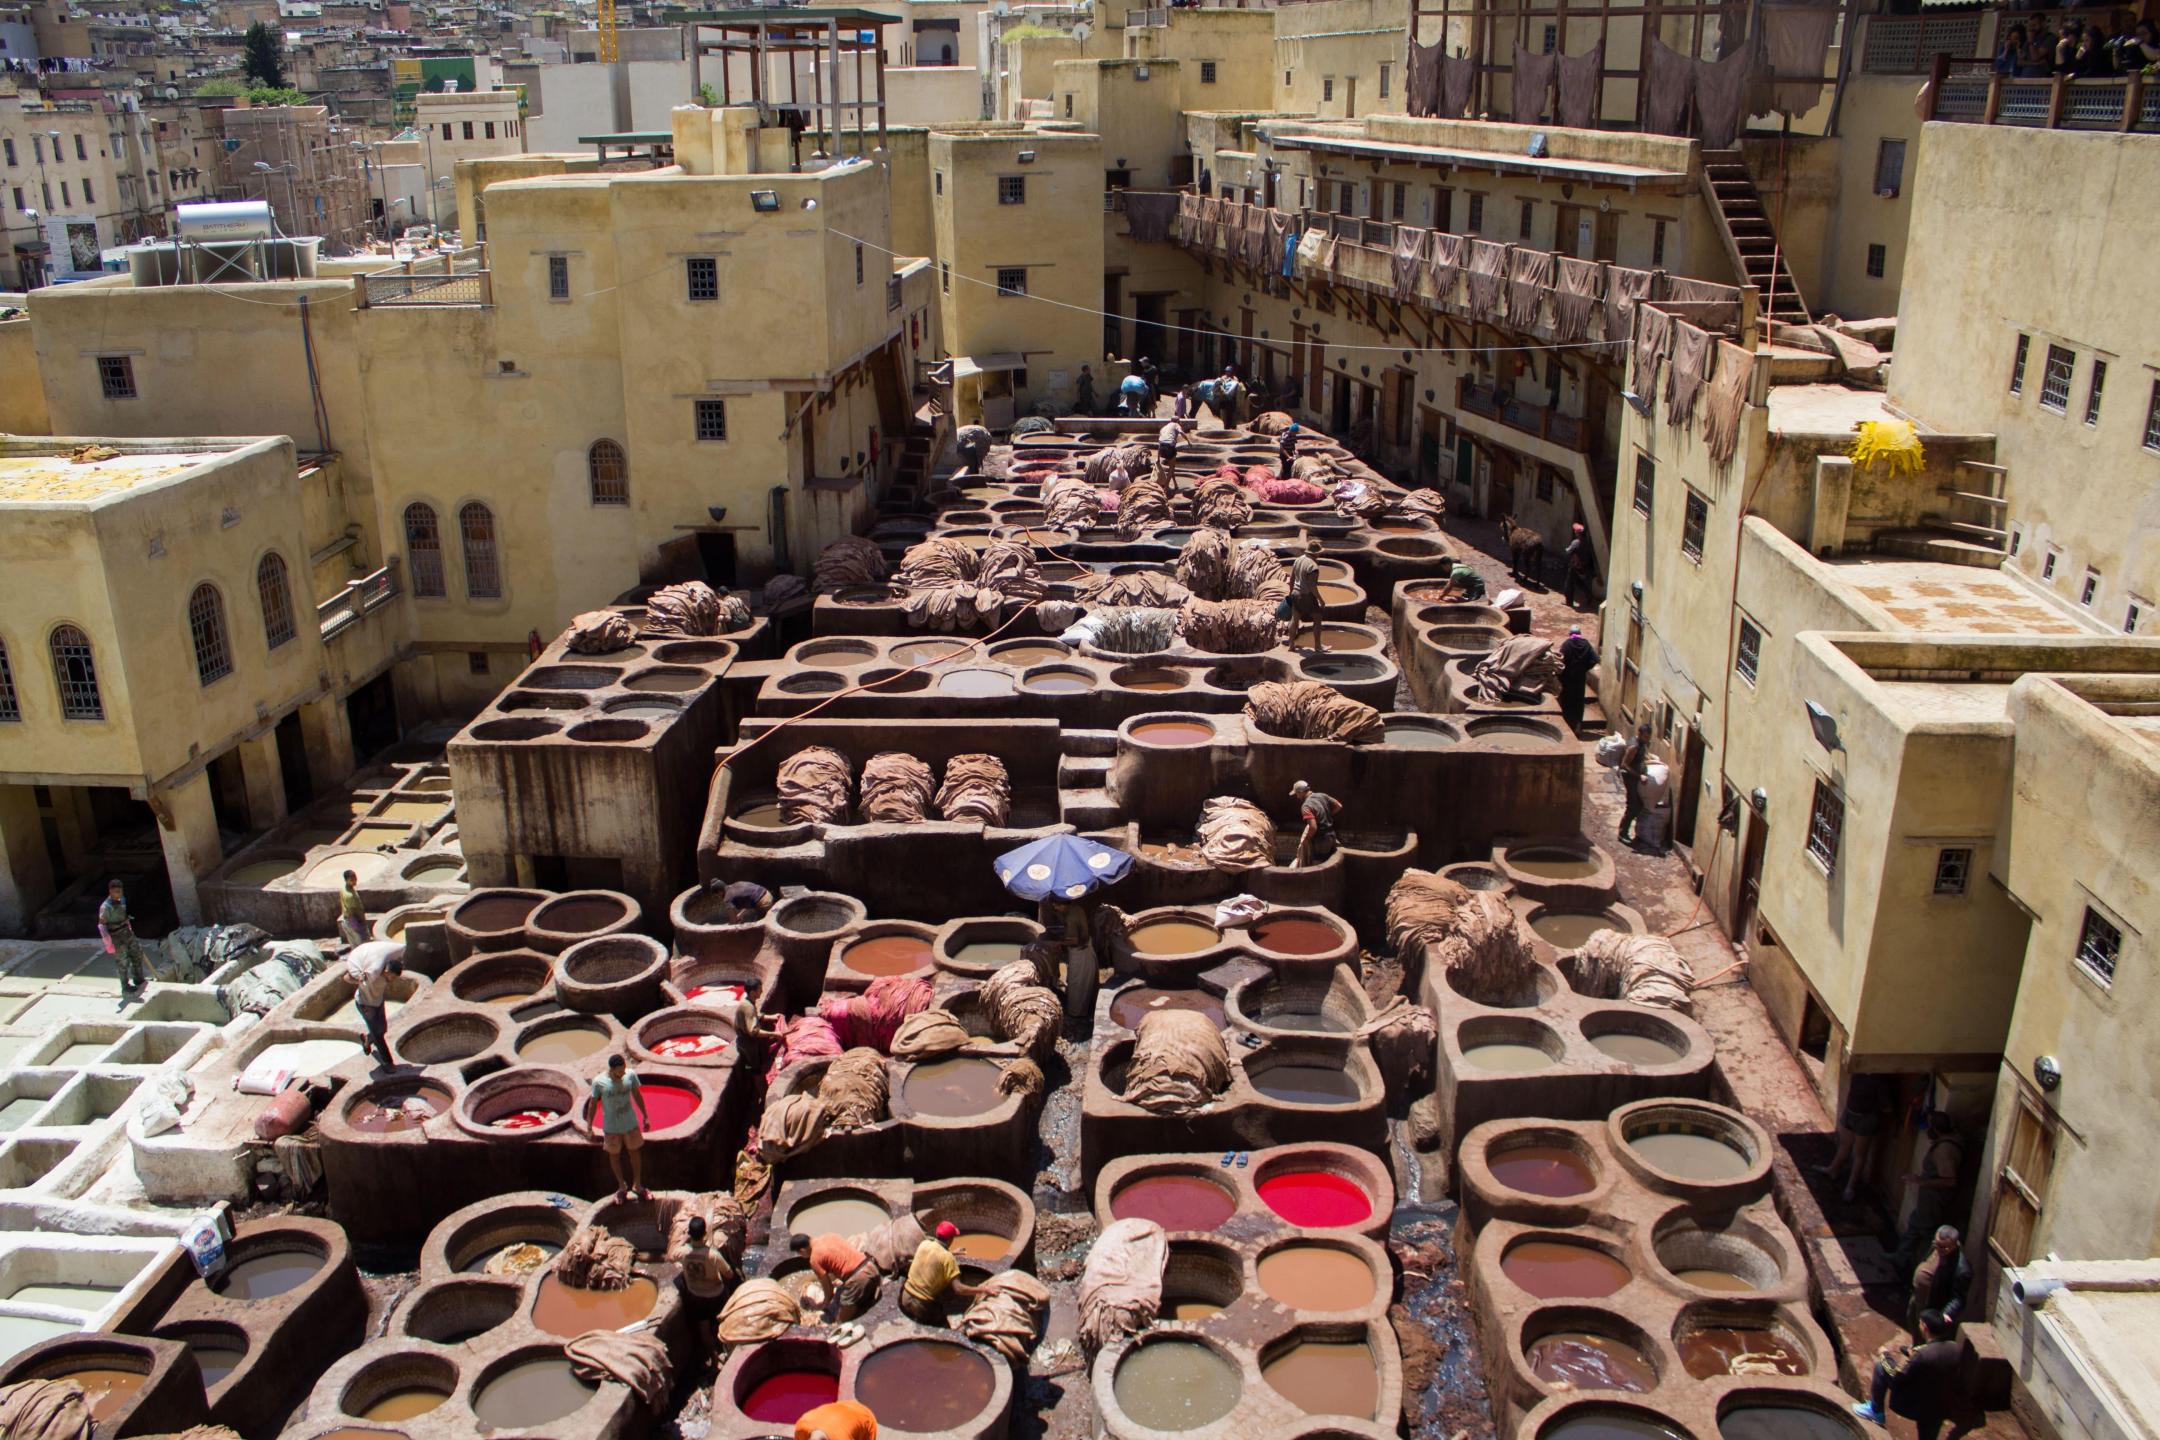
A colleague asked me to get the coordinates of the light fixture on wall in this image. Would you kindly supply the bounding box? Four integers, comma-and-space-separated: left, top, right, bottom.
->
1804, 701, 1844, 753
1622, 388, 1652, 418
750, 189, 779, 211
1017, 149, 1037, 163
1750, 786, 1769, 815
2034, 1055, 2062, 1091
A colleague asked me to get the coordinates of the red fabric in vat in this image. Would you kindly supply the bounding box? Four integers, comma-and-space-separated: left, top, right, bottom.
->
497, 1108, 561, 1130
653, 1034, 729, 1059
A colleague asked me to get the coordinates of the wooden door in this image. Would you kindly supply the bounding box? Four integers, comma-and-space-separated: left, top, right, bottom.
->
1595, 208, 1619, 261
1306, 336, 1324, 411
1432, 185, 1453, 230
1418, 405, 1443, 488
1735, 803, 1768, 938
1988, 1094, 2056, 1267
1344, 76, 1358, 118
1674, 719, 1706, 848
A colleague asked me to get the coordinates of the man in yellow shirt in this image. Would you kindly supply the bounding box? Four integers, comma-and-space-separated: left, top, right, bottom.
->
899, 1221, 982, 1324
337, 870, 368, 950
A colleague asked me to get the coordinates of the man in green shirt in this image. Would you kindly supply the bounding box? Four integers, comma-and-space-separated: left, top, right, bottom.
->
97, 879, 149, 1009
590, 1054, 653, 1202
337, 871, 368, 950
1436, 561, 1487, 601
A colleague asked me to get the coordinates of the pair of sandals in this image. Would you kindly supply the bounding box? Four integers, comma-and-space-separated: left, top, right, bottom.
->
827, 1321, 866, 1348
612, 1187, 654, 1203
1218, 1151, 1250, 1168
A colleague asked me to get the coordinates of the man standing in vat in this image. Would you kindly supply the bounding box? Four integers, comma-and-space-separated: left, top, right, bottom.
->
344, 938, 406, 1069
899, 1221, 984, 1323
715, 879, 774, 925
792, 1229, 881, 1323
592, 1053, 654, 1202
97, 879, 151, 1011
1289, 781, 1341, 868
337, 870, 369, 950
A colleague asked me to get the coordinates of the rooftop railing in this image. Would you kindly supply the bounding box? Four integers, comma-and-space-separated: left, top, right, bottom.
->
1925, 55, 2157, 132
318, 558, 401, 640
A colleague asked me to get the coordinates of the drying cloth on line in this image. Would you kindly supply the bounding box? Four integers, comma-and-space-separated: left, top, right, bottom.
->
1559, 930, 1695, 1014
890, 1008, 973, 1059
758, 1089, 832, 1160
1552, 256, 1601, 343
1385, 870, 1475, 957
1430, 891, 1542, 1006
981, 960, 1063, 1057
1694, 44, 1754, 149
717, 1279, 802, 1346
1441, 52, 1477, 118
765, 1015, 843, 1087
1508, 247, 1554, 330
1511, 44, 1556, 123
1175, 527, 1232, 600
938, 753, 1013, 826
819, 975, 933, 1053
0, 1379, 92, 1440
1407, 39, 1444, 116
1665, 276, 1744, 334
1393, 226, 1428, 294
961, 1270, 1052, 1361
1124, 1009, 1231, 1114
1470, 635, 1562, 703
1633, 302, 1676, 401
1761, 1, 1835, 116
814, 537, 886, 592
1244, 679, 1387, 744
485, 1241, 554, 1278
1665, 320, 1714, 429
1078, 1218, 1169, 1353
1230, 540, 1290, 603
821, 1046, 892, 1130
1121, 190, 1178, 244
1200, 196, 1225, 249
778, 746, 854, 825
1174, 192, 1198, 243
850, 1214, 928, 1275
647, 581, 748, 636
1604, 265, 1656, 359
1269, 210, 1296, 277
1466, 239, 1509, 323
1060, 606, 1181, 655
1245, 205, 1271, 269
1042, 476, 1103, 532
860, 752, 935, 825
566, 609, 637, 654
554, 1223, 638, 1291
1426, 231, 1465, 306
1248, 411, 1296, 437
1076, 569, 1191, 608
999, 1057, 1046, 1100
1117, 470, 1174, 537
1196, 797, 1275, 874
1645, 39, 1694, 135
566, 1329, 672, 1410
1179, 597, 1280, 655
1703, 339, 1754, 467
1556, 43, 1605, 128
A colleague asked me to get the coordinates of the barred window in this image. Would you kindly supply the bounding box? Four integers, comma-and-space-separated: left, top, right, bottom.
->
1806, 779, 1843, 876
256, 552, 295, 649
1681, 489, 1708, 563
2076, 905, 2122, 986
1201, 61, 1218, 83
997, 175, 1026, 204
1933, 847, 1971, 897
98, 355, 135, 399
1735, 618, 1762, 685
404, 502, 445, 598
2084, 359, 2106, 426
1633, 455, 1654, 516
695, 399, 729, 441
686, 256, 718, 301
2039, 344, 2074, 413
2143, 380, 2160, 453
188, 583, 231, 686
459, 502, 502, 600
548, 254, 569, 299
996, 267, 1027, 297
0, 640, 17, 721
588, 440, 628, 505
49, 626, 101, 720
2008, 333, 2029, 394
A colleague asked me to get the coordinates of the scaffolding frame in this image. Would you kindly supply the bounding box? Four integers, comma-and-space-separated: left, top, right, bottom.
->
689, 7, 893, 164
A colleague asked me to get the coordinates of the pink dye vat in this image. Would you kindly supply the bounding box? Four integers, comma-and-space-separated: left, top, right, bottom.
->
740, 1371, 840, 1424
1258, 1170, 1373, 1228
586, 1080, 700, 1133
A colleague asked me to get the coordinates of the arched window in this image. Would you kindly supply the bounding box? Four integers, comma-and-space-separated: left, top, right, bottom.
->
49, 625, 102, 720
188, 583, 232, 686
257, 552, 296, 650
459, 501, 502, 599
588, 440, 628, 506
404, 502, 445, 597
0, 639, 19, 722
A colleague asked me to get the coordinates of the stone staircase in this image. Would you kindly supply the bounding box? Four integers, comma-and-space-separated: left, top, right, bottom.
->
1876, 459, 2012, 568
1057, 731, 1123, 830
1701, 149, 1810, 327
887, 392, 951, 512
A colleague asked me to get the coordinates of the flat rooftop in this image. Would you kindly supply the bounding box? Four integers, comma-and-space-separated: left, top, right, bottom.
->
1267, 130, 1692, 188
1765, 381, 1895, 435
1822, 558, 2096, 638
0, 445, 233, 505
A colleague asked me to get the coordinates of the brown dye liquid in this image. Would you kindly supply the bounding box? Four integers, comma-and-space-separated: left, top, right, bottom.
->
625, 670, 707, 691
1501, 1241, 1631, 1298
346, 1086, 449, 1133
892, 640, 969, 666
1532, 912, 1617, 949
936, 668, 1016, 698
1127, 921, 1221, 955
1678, 1326, 1807, 1380
1161, 1298, 1222, 1320
1024, 673, 1095, 694
1314, 626, 1379, 650
1262, 1340, 1380, 1419
1544, 1409, 1687, 1439
518, 1026, 611, 1063
1463, 1042, 1555, 1073
994, 644, 1070, 666
1525, 1332, 1657, 1392
1591, 1032, 1684, 1065
1720, 1405, 1853, 1440
1469, 723, 1556, 751
733, 801, 789, 827
58, 1368, 145, 1420
791, 1195, 891, 1237
1118, 671, 1185, 691
1508, 850, 1602, 880
842, 935, 935, 976
1249, 918, 1344, 954
531, 1274, 658, 1337
951, 941, 1026, 968
902, 1057, 1005, 1117
1251, 1064, 1362, 1105
1629, 1131, 1749, 1179
1672, 1267, 1757, 1293
854, 1340, 996, 1432
359, 1388, 448, 1421
948, 1231, 1009, 1260
1130, 721, 1214, 747
1257, 1245, 1374, 1311
473, 1356, 595, 1427
478, 985, 538, 1005
1316, 583, 1359, 604
1109, 1174, 1237, 1230
1489, 1145, 1596, 1197
1109, 987, 1226, 1030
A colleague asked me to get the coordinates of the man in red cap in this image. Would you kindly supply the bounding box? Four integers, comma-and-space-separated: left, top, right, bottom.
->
899, 1220, 984, 1324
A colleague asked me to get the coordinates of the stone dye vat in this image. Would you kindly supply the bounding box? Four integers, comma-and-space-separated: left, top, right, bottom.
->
0, 1334, 207, 1435
763, 1045, 1040, 1184
1454, 1105, 1854, 1437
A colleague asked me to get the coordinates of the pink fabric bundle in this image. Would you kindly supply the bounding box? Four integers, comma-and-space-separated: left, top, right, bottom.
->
764, 1014, 842, 1085
818, 974, 933, 1053
1238, 465, 1327, 505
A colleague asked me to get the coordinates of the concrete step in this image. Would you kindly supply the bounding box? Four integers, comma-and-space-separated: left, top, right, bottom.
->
1058, 791, 1125, 830
1062, 727, 1121, 758
1923, 516, 2010, 545
1874, 527, 2009, 568
1058, 755, 1112, 789
1937, 487, 2009, 509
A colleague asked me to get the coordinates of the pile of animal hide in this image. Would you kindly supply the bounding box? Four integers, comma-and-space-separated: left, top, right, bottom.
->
1011, 415, 1055, 437
1191, 476, 1253, 530
852, 1214, 928, 1275
889, 1008, 972, 1059
814, 537, 886, 591
777, 746, 854, 824
553, 1222, 637, 1290
1396, 488, 1448, 520
765, 574, 809, 610
155, 923, 266, 985
1247, 411, 1296, 435
0, 1380, 93, 1440
646, 581, 749, 636
1042, 476, 1103, 532
757, 1090, 831, 1160
1384, 871, 1473, 957
937, 753, 1012, 825
1122, 1009, 1230, 1114
1084, 443, 1155, 489
763, 1014, 842, 1085
998, 1058, 1045, 1100
1558, 931, 1694, 1014
979, 960, 1062, 1057
961, 1271, 1051, 1360
1117, 471, 1173, 537
1075, 570, 1190, 609
565, 609, 637, 654
1469, 636, 1563, 704
818, 975, 933, 1051
1232, 462, 1327, 504
820, 1046, 891, 1129
1359, 997, 1439, 1094
897, 539, 1046, 632
859, 751, 935, 823
220, 939, 327, 1016
1078, 1219, 1168, 1352
1174, 528, 1232, 598
717, 1280, 802, 1346
666, 1192, 750, 1262
1243, 680, 1386, 743
1060, 607, 1180, 655
1414, 889, 1541, 1007
1196, 797, 1274, 873
565, 1330, 672, 1409
1178, 597, 1280, 654
1332, 477, 1391, 520
1228, 540, 1289, 603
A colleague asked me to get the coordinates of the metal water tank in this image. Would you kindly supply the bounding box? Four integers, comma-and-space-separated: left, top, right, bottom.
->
174, 200, 274, 243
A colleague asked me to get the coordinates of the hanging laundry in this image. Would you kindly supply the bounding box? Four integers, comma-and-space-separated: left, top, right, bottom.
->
1511, 43, 1556, 123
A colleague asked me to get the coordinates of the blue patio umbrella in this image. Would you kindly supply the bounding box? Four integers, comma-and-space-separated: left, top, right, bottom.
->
994, 835, 1133, 903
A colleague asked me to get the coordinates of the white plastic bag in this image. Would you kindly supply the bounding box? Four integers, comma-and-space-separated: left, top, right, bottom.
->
1594, 732, 1628, 769
135, 1073, 193, 1137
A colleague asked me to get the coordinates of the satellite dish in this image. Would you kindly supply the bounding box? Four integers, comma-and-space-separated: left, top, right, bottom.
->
163, 86, 180, 99
1071, 21, 1090, 42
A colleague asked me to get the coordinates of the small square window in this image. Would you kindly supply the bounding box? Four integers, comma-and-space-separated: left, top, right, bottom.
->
996, 267, 1027, 297
2143, 380, 2160, 452
74, 134, 85, 161
1285, 70, 1292, 86
855, 243, 864, 285
547, 255, 569, 299
2009, 334, 2029, 394
484, 120, 496, 139
97, 355, 135, 399
2039, 344, 2074, 412
1735, 618, 1762, 685
997, 175, 1026, 205
1468, 193, 1485, 231
686, 256, 718, 301
1681, 489, 1708, 563
1933, 847, 1971, 897
694, 398, 728, 441
468, 650, 490, 674
1535, 469, 1555, 502
81, 177, 92, 204
1866, 243, 1886, 279
1064, 93, 1073, 117
1652, 219, 1667, 268
2042, 550, 2059, 582
1632, 454, 1654, 516
462, 120, 473, 140
2084, 359, 2106, 426
1200, 60, 1217, 83
1323, 77, 1335, 101
2081, 571, 2100, 607
1518, 198, 1535, 240
1806, 779, 1843, 876
2076, 905, 2122, 985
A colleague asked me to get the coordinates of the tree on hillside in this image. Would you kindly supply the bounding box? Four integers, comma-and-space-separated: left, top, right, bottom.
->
242, 21, 287, 89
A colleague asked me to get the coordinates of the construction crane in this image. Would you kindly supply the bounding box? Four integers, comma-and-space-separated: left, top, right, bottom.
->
597, 0, 618, 62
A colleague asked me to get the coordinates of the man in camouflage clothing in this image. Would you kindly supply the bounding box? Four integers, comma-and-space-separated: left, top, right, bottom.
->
98, 879, 150, 1009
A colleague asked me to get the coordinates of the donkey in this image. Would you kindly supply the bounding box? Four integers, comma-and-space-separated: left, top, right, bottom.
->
1500, 514, 1546, 583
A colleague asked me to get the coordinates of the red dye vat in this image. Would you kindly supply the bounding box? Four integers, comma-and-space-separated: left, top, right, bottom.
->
1258, 1171, 1372, 1228
740, 1370, 840, 1423
652, 1033, 730, 1059
496, 1108, 562, 1130
587, 1080, 701, 1133
1110, 1174, 1238, 1230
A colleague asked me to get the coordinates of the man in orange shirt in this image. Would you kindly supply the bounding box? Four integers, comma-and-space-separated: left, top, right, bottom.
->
791, 1230, 880, 1323
796, 1399, 877, 1440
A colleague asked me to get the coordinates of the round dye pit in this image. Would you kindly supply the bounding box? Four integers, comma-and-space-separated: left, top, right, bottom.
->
1262, 1339, 1380, 1419
185, 1339, 247, 1386
216, 1249, 323, 1300
903, 1057, 1005, 1117
1113, 1340, 1240, 1432
516, 1022, 612, 1064
791, 1193, 891, 1237
1526, 1333, 1656, 1393
938, 668, 1017, 698
1467, 720, 1563, 751
651, 1031, 730, 1060
1531, 912, 1619, 950
951, 940, 1028, 968
1508, 848, 1602, 881
404, 857, 463, 883
1248, 996, 1352, 1034
947, 1230, 1009, 1261
57, 1367, 146, 1420
1628, 1130, 1750, 1180
358, 1387, 448, 1421
854, 1340, 996, 1431
227, 857, 299, 885
1248, 916, 1344, 955
740, 1370, 841, 1424
1719, 1404, 1856, 1440
1257, 1170, 1372, 1227
458, 1238, 563, 1274
1302, 655, 1386, 681
347, 1082, 452, 1134
1543, 1407, 1688, 1440
1258, 1245, 1376, 1312
1109, 987, 1226, 1031
1381, 720, 1459, 750
1590, 1031, 1685, 1066
1160, 1293, 1223, 1321
1464, 1042, 1557, 1073
1677, 1324, 1808, 1380
1126, 920, 1221, 956
891, 639, 969, 667
732, 800, 789, 827
475, 1356, 596, 1427
841, 934, 935, 976
1316, 582, 1360, 605
532, 1274, 659, 1336
1670, 1268, 1757, 1293
1129, 720, 1214, 747
1116, 669, 1185, 692
584, 1079, 698, 1133
1501, 1241, 1632, 1299
1489, 1145, 1597, 1198
493, 1106, 565, 1131
1110, 1174, 1238, 1231
1249, 1062, 1362, 1106
992, 643, 1070, 667
1023, 669, 1096, 694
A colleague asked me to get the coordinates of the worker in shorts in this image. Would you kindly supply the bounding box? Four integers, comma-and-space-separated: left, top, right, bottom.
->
591, 1053, 653, 1202
793, 1230, 881, 1323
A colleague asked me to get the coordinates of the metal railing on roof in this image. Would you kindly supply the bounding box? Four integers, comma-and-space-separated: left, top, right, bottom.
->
318, 558, 401, 640
1859, 13, 1985, 74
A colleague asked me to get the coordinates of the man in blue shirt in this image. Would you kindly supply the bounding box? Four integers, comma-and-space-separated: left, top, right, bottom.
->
591, 1054, 653, 1201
